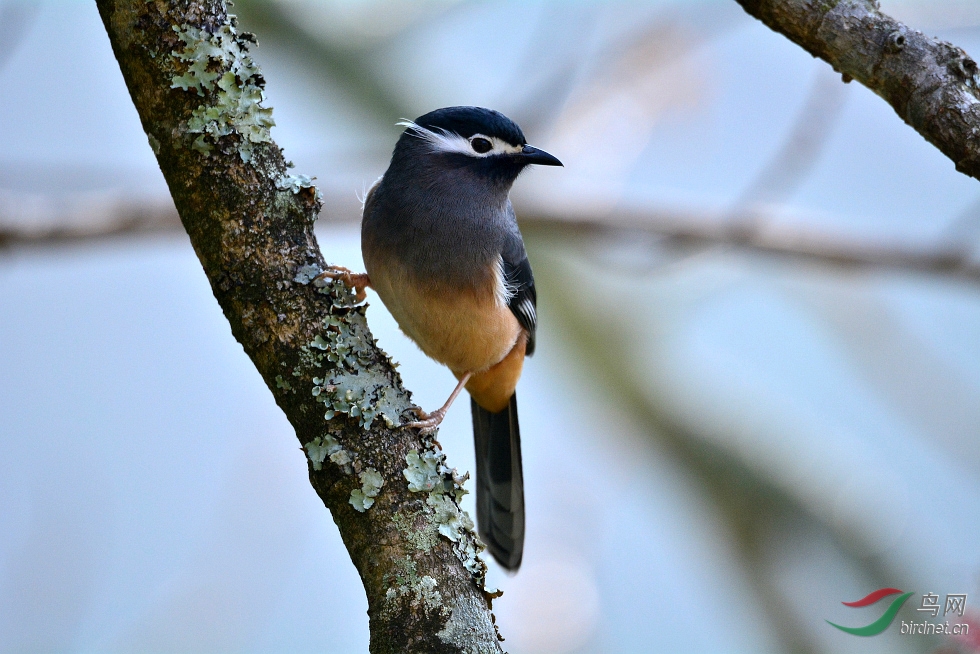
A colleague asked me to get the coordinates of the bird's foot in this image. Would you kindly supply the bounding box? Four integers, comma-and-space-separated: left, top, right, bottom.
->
315, 266, 370, 302
405, 408, 447, 434
403, 372, 472, 434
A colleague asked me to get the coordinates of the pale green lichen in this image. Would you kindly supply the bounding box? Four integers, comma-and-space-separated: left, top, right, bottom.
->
392, 509, 439, 552
170, 22, 274, 162
404, 449, 442, 493
306, 311, 407, 429
293, 342, 326, 378
384, 559, 445, 615
293, 263, 322, 285
383, 542, 496, 652
305, 434, 351, 473
277, 173, 322, 199
428, 492, 485, 577
426, 493, 475, 543
274, 374, 293, 391
350, 467, 384, 512
383, 555, 494, 651
313, 371, 403, 430
277, 174, 323, 223
289, 304, 407, 430
436, 594, 500, 652
403, 447, 486, 582
414, 576, 443, 612
404, 449, 469, 501
312, 275, 361, 308
457, 536, 487, 578
292, 263, 364, 308
147, 133, 160, 154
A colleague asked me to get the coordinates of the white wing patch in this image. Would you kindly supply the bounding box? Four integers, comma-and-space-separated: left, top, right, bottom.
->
517, 297, 536, 326
397, 120, 524, 158
493, 254, 519, 307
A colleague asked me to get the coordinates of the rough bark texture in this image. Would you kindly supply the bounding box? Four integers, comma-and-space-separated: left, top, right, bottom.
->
735, 0, 980, 181
95, 1, 503, 652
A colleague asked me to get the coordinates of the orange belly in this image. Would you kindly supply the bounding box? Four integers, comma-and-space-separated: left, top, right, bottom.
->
368, 260, 523, 377
460, 336, 526, 412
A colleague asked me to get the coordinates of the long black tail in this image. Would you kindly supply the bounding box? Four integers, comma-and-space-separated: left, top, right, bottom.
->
471, 393, 525, 571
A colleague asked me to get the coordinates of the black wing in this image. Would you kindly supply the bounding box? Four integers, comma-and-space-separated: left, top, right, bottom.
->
503, 255, 537, 356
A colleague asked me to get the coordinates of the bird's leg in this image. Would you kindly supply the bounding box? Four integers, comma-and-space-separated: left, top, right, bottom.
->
406, 372, 473, 433
315, 266, 370, 302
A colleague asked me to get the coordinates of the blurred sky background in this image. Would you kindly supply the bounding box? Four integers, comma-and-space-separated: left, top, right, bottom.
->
1, 1, 980, 653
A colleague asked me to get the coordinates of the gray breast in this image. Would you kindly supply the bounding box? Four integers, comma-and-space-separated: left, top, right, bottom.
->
361, 160, 523, 291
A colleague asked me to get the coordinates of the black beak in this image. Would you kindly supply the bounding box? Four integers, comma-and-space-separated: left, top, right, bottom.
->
519, 144, 563, 167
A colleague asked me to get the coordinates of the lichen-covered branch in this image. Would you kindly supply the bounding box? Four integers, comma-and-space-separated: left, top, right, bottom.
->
734, 0, 980, 182
94, 1, 502, 651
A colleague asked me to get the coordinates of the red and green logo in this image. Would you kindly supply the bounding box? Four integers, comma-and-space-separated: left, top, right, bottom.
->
827, 588, 914, 636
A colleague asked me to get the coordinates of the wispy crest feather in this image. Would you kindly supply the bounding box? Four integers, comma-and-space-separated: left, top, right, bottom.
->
397, 120, 524, 158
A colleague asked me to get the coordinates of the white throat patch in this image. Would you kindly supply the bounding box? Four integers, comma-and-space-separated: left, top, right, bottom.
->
397, 120, 524, 158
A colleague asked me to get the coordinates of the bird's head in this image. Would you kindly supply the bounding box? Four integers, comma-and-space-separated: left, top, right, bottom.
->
392, 106, 562, 186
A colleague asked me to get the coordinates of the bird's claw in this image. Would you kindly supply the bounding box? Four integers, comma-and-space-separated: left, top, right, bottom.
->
315, 266, 369, 303
405, 408, 447, 434
316, 265, 352, 277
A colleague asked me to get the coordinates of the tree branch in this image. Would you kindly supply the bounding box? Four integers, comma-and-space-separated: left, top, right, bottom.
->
519, 206, 980, 282
4, 189, 977, 282
0, 195, 181, 248
94, 1, 502, 651
734, 0, 980, 182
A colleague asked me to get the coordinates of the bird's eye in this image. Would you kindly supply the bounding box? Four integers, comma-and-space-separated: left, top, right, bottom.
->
471, 137, 492, 154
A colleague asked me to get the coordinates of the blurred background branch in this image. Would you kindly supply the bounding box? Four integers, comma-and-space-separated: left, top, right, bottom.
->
5, 195, 977, 284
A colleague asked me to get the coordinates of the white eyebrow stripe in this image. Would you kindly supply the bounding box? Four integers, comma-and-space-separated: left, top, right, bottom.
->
397, 120, 524, 158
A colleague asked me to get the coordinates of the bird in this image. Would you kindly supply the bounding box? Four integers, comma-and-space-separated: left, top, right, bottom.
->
322, 106, 562, 570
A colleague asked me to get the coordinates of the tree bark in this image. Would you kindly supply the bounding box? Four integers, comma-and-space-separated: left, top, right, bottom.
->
735, 0, 980, 182
94, 1, 503, 651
